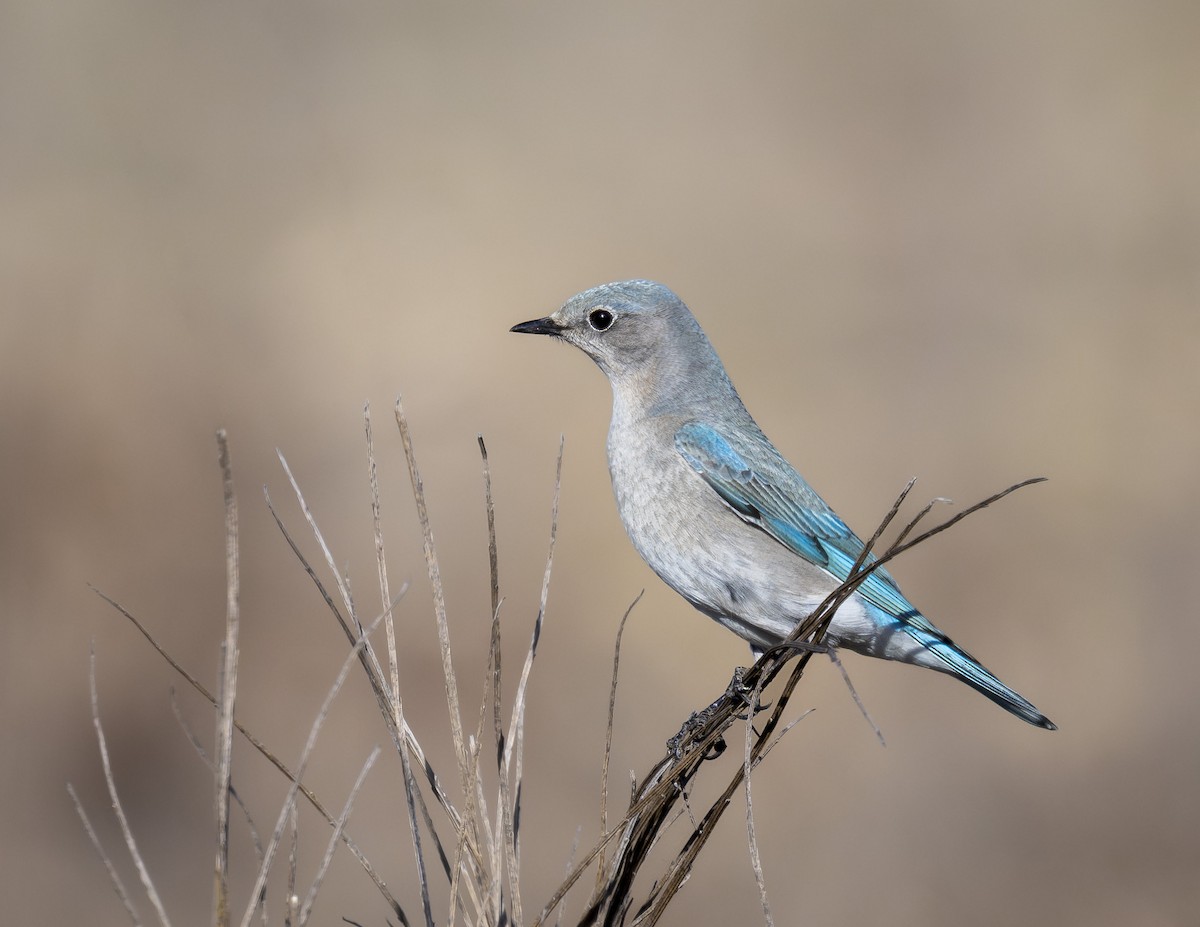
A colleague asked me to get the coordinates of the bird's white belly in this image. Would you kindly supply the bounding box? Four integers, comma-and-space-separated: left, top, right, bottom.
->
608, 430, 877, 650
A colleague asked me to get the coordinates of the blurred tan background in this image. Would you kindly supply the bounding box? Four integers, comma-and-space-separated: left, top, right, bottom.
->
3, 1, 1197, 924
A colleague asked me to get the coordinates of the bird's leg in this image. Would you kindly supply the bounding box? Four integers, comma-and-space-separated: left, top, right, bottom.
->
667, 699, 729, 761
724, 665, 771, 721
668, 639, 834, 759
667, 666, 765, 759
725, 665, 751, 702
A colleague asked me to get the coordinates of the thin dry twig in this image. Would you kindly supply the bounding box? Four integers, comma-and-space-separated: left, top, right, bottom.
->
742, 672, 774, 927
365, 403, 436, 927
498, 435, 564, 925
834, 478, 1046, 611
453, 615, 505, 923
440, 440, 506, 927
262, 490, 356, 644
68, 782, 142, 926
88, 646, 173, 927
479, 434, 500, 624
92, 585, 406, 920
478, 433, 507, 923
755, 710, 813, 767
365, 404, 402, 706
168, 689, 267, 901
395, 397, 471, 797
275, 448, 467, 901
214, 429, 239, 927
480, 436, 506, 926
298, 745, 383, 926
556, 826, 584, 927
452, 692, 492, 927
275, 451, 442, 884
236, 615, 385, 927
275, 450, 363, 633
597, 591, 643, 891
395, 399, 495, 919
827, 648, 886, 746
481, 629, 502, 925
285, 807, 299, 927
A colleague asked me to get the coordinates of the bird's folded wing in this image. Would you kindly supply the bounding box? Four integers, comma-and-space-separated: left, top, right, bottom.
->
675, 420, 921, 622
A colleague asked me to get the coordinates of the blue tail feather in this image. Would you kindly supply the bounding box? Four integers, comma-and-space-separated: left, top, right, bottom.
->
913, 628, 1056, 730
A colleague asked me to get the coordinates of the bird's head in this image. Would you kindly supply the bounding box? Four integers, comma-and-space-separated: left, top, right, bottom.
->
511, 279, 702, 383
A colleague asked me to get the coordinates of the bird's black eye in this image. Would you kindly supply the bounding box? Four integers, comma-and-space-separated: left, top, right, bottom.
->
588, 308, 614, 331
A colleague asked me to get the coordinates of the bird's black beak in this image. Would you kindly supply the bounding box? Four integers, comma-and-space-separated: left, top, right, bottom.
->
510, 316, 564, 336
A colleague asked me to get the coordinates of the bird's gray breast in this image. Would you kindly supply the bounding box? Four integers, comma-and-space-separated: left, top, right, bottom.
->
606, 415, 713, 584
605, 413, 831, 647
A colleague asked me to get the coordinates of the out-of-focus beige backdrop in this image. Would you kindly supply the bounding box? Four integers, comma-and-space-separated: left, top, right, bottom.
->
3, 1, 1197, 924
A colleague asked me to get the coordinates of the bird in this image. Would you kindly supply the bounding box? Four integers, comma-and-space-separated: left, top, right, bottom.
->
511, 280, 1055, 729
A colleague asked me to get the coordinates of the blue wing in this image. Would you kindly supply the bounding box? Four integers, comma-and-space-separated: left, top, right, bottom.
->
674, 420, 927, 627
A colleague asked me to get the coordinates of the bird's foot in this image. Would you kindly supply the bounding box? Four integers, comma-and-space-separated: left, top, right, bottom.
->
667, 707, 727, 761
666, 665, 783, 759
724, 665, 772, 719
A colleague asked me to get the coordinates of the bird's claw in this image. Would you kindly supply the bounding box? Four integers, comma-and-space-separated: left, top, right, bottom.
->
667, 665, 776, 759
668, 708, 727, 760
725, 666, 771, 718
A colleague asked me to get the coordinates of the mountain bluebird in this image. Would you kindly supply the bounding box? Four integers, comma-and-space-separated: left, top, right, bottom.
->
512, 280, 1055, 729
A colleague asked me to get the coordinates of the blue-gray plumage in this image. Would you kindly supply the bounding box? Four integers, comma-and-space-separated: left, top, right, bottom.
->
511, 280, 1055, 729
